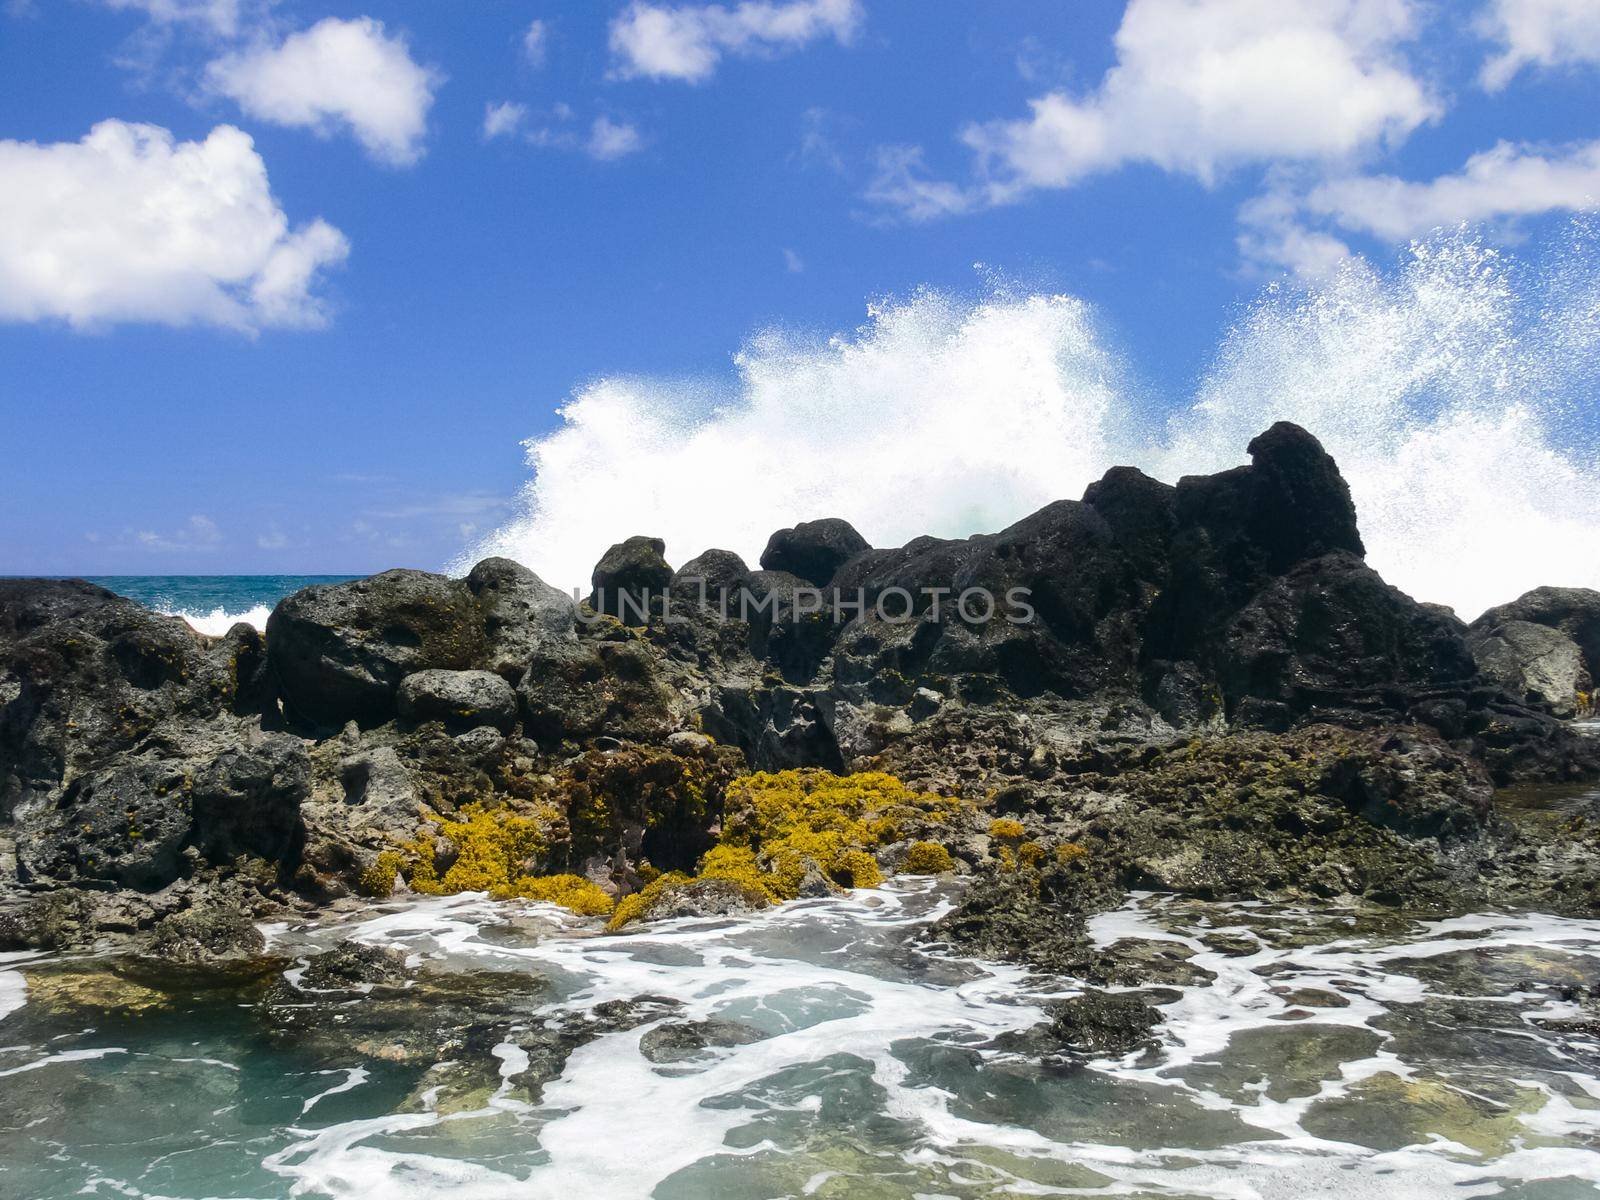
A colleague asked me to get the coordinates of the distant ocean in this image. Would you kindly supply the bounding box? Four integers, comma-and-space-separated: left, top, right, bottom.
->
84, 576, 356, 636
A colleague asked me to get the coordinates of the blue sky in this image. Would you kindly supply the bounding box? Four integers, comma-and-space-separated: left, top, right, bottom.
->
2, 0, 1598, 575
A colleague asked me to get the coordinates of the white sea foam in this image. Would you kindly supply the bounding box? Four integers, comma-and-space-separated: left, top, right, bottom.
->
164, 604, 274, 636
0, 950, 38, 1024
254, 887, 1600, 1200
460, 225, 1600, 620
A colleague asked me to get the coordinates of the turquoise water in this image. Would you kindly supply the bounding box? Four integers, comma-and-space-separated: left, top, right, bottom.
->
3, 887, 1600, 1199
82, 576, 357, 634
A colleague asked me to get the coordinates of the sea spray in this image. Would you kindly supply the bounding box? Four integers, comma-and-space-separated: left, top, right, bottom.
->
460, 225, 1600, 620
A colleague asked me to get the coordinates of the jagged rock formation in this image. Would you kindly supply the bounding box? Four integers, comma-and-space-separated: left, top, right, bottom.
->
2, 423, 1598, 955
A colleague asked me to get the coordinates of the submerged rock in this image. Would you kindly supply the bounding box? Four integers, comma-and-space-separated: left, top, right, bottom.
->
1043, 989, 1162, 1055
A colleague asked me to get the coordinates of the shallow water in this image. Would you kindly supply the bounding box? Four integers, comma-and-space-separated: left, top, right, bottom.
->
2, 884, 1599, 1199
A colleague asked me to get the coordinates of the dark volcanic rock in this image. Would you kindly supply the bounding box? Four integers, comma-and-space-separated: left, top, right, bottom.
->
465, 557, 577, 679
759, 518, 871, 587
1043, 989, 1162, 1054
149, 903, 267, 964
1220, 553, 1478, 720
517, 637, 684, 745
188, 736, 310, 867
670, 549, 752, 610
0, 580, 233, 816
6, 422, 1600, 946
266, 570, 486, 728
1151, 423, 1364, 664
398, 669, 519, 732
299, 943, 409, 988
1470, 586, 1600, 713
589, 536, 673, 621
639, 1018, 765, 1062
19, 758, 195, 889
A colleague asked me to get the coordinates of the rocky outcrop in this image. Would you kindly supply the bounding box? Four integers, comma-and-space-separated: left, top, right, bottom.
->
3, 423, 1598, 954
759, 518, 870, 587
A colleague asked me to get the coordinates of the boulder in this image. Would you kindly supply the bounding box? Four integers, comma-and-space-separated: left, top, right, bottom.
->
670, 549, 752, 610
1242, 421, 1365, 570
588, 536, 673, 621
464, 557, 577, 679
398, 669, 519, 732
1044, 989, 1162, 1054
759, 518, 870, 587
0, 579, 233, 819
1082, 465, 1177, 583
1470, 621, 1587, 717
1471, 586, 1600, 683
266, 570, 486, 728
1153, 423, 1365, 660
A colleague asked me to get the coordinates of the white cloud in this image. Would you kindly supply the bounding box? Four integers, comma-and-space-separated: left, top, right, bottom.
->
1241, 139, 1600, 275
518, 107, 642, 161
99, 0, 254, 37
864, 145, 980, 220
483, 100, 528, 141
1307, 139, 1600, 238
586, 115, 643, 160
206, 16, 441, 166
0, 120, 347, 331
609, 0, 860, 83
1479, 0, 1600, 90
783, 247, 804, 272
523, 18, 548, 65
871, 0, 1437, 218
137, 515, 224, 553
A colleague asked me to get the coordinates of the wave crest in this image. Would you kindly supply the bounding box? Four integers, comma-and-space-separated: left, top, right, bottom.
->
460, 227, 1600, 620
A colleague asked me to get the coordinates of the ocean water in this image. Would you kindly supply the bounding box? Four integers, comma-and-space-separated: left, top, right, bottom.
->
3, 881, 1600, 1199
86, 575, 356, 635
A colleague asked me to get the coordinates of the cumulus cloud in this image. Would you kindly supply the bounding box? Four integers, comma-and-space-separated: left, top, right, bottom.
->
1307, 139, 1600, 238
1242, 139, 1600, 275
609, 0, 860, 83
1479, 0, 1600, 90
586, 115, 643, 160
483, 100, 528, 141
870, 0, 1437, 218
206, 16, 441, 166
0, 120, 347, 331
